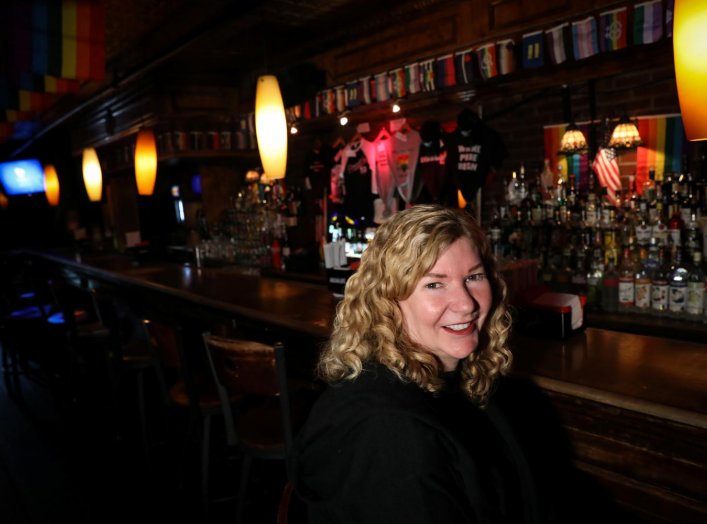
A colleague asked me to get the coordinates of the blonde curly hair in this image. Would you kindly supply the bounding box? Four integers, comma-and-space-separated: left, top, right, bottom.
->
318, 204, 512, 405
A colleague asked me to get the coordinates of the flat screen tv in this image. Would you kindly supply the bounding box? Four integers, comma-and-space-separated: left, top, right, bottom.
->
0, 159, 45, 196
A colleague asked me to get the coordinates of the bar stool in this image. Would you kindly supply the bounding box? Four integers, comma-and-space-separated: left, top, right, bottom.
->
202, 334, 302, 524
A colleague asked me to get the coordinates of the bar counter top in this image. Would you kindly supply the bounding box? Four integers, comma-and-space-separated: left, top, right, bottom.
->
31, 251, 707, 429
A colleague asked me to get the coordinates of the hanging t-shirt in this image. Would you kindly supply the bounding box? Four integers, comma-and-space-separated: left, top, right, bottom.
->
304, 143, 334, 199
445, 124, 507, 204
391, 127, 422, 204
329, 144, 346, 205
414, 137, 454, 205
361, 129, 398, 224
339, 140, 375, 226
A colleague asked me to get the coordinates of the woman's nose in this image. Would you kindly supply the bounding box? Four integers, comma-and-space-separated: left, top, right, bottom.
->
451, 283, 477, 312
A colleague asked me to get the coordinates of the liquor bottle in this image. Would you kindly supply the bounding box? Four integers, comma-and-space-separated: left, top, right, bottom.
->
634, 209, 652, 247
601, 253, 620, 313
541, 158, 554, 198
650, 246, 670, 315
586, 247, 605, 311
643, 167, 657, 211
555, 177, 567, 224
685, 212, 702, 256
584, 190, 598, 229
668, 248, 688, 317
686, 251, 705, 318
531, 175, 544, 225
651, 205, 669, 248
668, 202, 685, 249
680, 172, 695, 225
618, 246, 635, 310
634, 249, 652, 312
488, 209, 504, 260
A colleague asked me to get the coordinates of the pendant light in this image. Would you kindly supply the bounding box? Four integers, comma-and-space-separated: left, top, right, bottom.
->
135, 128, 158, 195
559, 123, 588, 154
255, 75, 287, 180
82, 147, 103, 202
674, 0, 707, 141
608, 115, 642, 149
43, 164, 60, 206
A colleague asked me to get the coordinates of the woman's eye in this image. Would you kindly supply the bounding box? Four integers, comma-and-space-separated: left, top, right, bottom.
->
424, 282, 443, 289
466, 273, 486, 282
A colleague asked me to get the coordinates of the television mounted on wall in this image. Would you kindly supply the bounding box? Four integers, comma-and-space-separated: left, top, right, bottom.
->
0, 159, 46, 196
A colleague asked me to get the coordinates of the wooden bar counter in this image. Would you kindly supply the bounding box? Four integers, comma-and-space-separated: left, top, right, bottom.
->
22, 250, 707, 523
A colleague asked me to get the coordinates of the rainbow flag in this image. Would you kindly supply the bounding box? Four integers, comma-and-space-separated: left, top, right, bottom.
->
496, 39, 516, 75
599, 7, 628, 52
389, 68, 407, 98
635, 115, 686, 190
633, 0, 663, 45
476, 43, 498, 80
571, 17, 600, 60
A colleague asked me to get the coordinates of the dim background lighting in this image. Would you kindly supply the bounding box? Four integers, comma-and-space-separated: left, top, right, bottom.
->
674, 0, 707, 141
135, 128, 158, 195
43, 164, 60, 206
82, 147, 102, 202
255, 75, 288, 180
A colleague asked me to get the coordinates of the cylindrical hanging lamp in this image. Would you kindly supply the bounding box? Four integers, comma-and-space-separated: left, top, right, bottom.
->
674, 0, 707, 141
135, 128, 158, 195
255, 75, 288, 180
82, 147, 103, 202
43, 164, 60, 206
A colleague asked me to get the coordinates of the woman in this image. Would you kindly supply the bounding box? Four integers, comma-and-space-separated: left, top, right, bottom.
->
292, 205, 557, 523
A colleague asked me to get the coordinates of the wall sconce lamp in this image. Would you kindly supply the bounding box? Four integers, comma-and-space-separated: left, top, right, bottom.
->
392, 99, 402, 113
255, 75, 288, 180
43, 164, 60, 206
339, 111, 350, 126
289, 123, 299, 135
608, 114, 642, 149
674, 0, 707, 141
559, 123, 588, 154
135, 128, 158, 195
82, 147, 102, 202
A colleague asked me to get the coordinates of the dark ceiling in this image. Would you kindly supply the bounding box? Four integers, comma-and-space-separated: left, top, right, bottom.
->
2, 0, 450, 158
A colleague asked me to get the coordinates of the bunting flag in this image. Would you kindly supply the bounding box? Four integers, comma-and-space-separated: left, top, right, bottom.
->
373, 72, 389, 102
322, 89, 335, 115
455, 48, 475, 84
496, 39, 516, 75
360, 76, 372, 104
571, 16, 600, 60
476, 43, 498, 80
419, 59, 436, 92
545, 23, 570, 65
521, 32, 544, 69
404, 63, 421, 95
334, 85, 346, 113
635, 114, 686, 190
345, 80, 360, 108
389, 68, 406, 99
314, 93, 322, 118
593, 147, 622, 205
303, 100, 312, 119
633, 0, 663, 45
599, 7, 628, 52
666, 0, 675, 38
435, 55, 456, 88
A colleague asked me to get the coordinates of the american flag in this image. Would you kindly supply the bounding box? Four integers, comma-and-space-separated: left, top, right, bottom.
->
592, 147, 621, 204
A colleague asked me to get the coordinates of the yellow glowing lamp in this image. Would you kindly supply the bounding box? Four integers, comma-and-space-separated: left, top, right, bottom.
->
0, 191, 8, 209
135, 128, 158, 195
82, 147, 103, 202
255, 75, 287, 180
674, 0, 707, 141
43, 164, 60, 206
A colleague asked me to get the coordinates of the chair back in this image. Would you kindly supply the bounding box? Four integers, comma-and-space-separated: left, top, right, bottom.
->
203, 334, 293, 454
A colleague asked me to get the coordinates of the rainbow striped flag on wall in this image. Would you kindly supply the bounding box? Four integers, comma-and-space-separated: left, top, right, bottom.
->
635, 115, 686, 190
633, 0, 663, 45
571, 17, 600, 60
598, 7, 628, 52
476, 44, 498, 80
389, 68, 406, 99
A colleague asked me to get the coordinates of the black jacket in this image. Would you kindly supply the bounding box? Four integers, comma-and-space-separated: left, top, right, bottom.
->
292, 364, 543, 524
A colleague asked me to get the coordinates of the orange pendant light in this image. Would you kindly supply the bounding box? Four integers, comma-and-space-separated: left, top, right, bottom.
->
82, 147, 103, 202
43, 164, 60, 206
255, 75, 288, 180
135, 128, 158, 195
674, 0, 707, 141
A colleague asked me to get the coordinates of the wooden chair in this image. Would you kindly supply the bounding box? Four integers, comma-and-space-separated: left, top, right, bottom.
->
202, 333, 294, 524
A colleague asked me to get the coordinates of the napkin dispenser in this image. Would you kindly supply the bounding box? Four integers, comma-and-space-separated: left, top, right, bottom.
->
514, 286, 586, 340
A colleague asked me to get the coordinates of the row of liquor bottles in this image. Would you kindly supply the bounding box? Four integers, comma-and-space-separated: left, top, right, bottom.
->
490, 161, 707, 321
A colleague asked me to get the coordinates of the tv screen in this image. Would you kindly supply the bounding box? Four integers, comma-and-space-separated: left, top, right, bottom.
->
0, 159, 46, 196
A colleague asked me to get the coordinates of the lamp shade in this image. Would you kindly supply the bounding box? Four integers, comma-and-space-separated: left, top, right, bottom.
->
43, 164, 60, 206
255, 75, 287, 180
608, 118, 642, 149
559, 124, 588, 154
674, 0, 707, 141
82, 147, 102, 202
135, 128, 158, 195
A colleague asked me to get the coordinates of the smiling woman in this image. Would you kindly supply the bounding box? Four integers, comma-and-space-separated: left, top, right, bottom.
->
291, 205, 559, 524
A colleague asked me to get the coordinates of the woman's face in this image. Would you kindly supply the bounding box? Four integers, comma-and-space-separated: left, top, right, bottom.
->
398, 237, 492, 371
